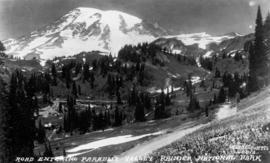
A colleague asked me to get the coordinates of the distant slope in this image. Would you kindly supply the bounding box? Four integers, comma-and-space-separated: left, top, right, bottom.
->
152, 32, 254, 59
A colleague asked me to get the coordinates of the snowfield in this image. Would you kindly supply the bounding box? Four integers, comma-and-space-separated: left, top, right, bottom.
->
4, 7, 163, 60
166, 32, 235, 50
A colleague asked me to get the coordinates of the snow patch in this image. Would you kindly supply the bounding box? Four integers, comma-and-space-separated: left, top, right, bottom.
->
39, 101, 59, 118
216, 104, 237, 120
148, 86, 182, 94
66, 131, 165, 153
203, 50, 214, 58
172, 49, 182, 54
191, 76, 201, 85
196, 57, 201, 68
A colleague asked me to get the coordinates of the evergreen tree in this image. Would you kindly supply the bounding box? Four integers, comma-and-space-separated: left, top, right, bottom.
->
37, 119, 46, 144
107, 74, 114, 96
66, 95, 76, 133
92, 59, 98, 71
213, 94, 218, 104
134, 99, 145, 122
0, 79, 13, 163
105, 109, 111, 127
0, 41, 5, 52
98, 112, 105, 131
255, 6, 268, 77
43, 141, 54, 160
264, 12, 270, 34
154, 102, 165, 119
65, 67, 71, 89
62, 147, 67, 157
63, 113, 69, 132
143, 93, 152, 110
187, 94, 200, 112
78, 84, 81, 96
92, 109, 99, 130
205, 106, 209, 117
78, 110, 89, 134
165, 93, 171, 106
6, 71, 36, 160
83, 63, 90, 82
51, 63, 57, 86
248, 44, 259, 92
215, 68, 221, 78
89, 71, 95, 89
72, 82, 77, 97
34, 95, 39, 116
249, 6, 268, 92
218, 87, 226, 103
116, 90, 122, 104
114, 106, 122, 126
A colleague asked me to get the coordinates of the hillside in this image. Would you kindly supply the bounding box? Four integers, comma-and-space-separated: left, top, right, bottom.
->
146, 86, 270, 163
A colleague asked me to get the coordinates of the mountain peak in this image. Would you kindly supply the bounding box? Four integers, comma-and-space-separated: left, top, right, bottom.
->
4, 7, 168, 61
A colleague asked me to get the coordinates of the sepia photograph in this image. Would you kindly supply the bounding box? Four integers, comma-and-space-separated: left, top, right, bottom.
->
0, 0, 270, 162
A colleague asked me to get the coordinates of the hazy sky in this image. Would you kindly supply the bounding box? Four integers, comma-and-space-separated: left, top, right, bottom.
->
0, 0, 270, 40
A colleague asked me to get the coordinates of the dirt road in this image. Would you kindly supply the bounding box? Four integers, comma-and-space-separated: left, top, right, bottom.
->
111, 120, 208, 163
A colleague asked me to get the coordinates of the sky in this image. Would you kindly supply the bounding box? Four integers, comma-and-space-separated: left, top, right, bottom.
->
0, 0, 270, 40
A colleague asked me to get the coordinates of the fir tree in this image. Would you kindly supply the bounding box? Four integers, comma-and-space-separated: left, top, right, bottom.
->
62, 147, 67, 157
51, 63, 57, 86
0, 79, 13, 163
66, 95, 76, 133
89, 71, 95, 89
218, 87, 226, 103
114, 106, 122, 126
187, 94, 200, 112
78, 84, 82, 96
72, 82, 78, 97
134, 99, 145, 122
37, 120, 46, 144
165, 93, 171, 106
0, 41, 6, 52
264, 12, 270, 34
43, 141, 54, 160
248, 44, 259, 92
78, 110, 89, 134
7, 71, 36, 159
116, 90, 122, 104
249, 6, 268, 91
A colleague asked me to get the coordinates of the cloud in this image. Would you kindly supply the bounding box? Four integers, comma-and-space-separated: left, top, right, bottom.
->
249, 1, 256, 7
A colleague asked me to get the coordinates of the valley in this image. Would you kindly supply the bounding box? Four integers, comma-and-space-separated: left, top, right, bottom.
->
0, 5, 270, 163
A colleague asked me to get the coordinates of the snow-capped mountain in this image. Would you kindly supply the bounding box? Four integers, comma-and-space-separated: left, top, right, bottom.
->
4, 7, 168, 62
165, 32, 240, 50
152, 32, 253, 58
